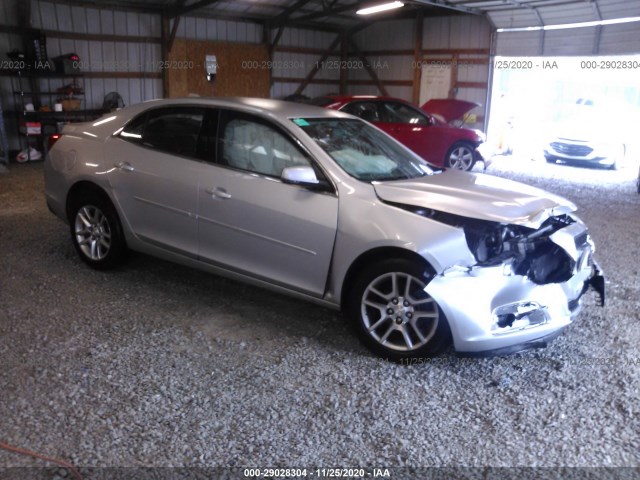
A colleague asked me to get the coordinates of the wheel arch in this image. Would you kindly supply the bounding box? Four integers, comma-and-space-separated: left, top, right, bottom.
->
340, 247, 434, 309
65, 181, 114, 223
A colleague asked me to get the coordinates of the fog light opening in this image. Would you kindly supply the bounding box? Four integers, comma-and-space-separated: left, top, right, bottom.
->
491, 302, 549, 334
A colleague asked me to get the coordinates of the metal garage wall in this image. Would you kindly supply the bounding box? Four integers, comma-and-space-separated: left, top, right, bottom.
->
0, 1, 21, 150
271, 27, 341, 99
493, 0, 640, 56
350, 19, 415, 100
28, 1, 163, 109
423, 15, 491, 109
349, 16, 491, 110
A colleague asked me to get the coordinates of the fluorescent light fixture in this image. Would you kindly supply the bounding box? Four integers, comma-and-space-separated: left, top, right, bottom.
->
497, 16, 640, 33
356, 1, 404, 15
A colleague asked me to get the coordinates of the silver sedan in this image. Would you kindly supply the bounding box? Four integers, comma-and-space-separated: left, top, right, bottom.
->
45, 97, 604, 361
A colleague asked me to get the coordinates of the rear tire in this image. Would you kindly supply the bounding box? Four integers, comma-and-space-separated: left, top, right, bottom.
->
69, 192, 127, 270
346, 258, 451, 362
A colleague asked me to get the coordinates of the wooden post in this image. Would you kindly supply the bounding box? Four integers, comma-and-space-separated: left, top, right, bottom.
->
161, 12, 170, 98
412, 12, 423, 105
449, 53, 459, 99
339, 32, 348, 95
294, 35, 341, 96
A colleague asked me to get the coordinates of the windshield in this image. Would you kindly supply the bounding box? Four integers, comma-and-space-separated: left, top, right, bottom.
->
292, 118, 433, 181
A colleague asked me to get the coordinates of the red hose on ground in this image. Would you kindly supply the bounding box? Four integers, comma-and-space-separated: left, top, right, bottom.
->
0, 440, 83, 480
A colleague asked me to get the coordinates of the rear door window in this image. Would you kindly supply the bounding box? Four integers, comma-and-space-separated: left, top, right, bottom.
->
142, 107, 205, 158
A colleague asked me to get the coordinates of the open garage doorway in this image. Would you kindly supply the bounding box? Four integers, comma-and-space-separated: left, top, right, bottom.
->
486, 55, 640, 186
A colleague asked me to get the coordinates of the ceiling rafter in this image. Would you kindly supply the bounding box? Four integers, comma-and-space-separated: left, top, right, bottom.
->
169, 0, 223, 18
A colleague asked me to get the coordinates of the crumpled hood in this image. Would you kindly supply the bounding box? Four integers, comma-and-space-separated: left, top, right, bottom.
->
374, 170, 576, 228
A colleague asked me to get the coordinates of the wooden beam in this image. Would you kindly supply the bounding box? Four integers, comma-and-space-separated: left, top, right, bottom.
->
339, 33, 348, 95
271, 0, 315, 28
82, 72, 163, 79
294, 35, 342, 95
167, 0, 186, 53
348, 79, 411, 87
360, 48, 491, 56
274, 45, 340, 55
0, 25, 161, 44
270, 25, 285, 55
169, 0, 222, 18
273, 77, 412, 88
412, 12, 423, 105
348, 39, 389, 97
161, 13, 170, 97
287, 2, 359, 26
448, 52, 458, 98
456, 81, 488, 89
272, 77, 339, 85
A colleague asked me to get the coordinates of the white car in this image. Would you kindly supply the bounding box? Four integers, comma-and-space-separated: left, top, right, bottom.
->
45, 97, 605, 361
545, 99, 626, 169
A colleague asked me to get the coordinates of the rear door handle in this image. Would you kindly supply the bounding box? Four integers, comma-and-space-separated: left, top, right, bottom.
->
115, 161, 135, 172
204, 187, 232, 199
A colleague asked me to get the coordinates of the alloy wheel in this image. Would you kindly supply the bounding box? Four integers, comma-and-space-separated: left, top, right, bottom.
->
74, 205, 112, 261
360, 272, 439, 352
447, 145, 474, 170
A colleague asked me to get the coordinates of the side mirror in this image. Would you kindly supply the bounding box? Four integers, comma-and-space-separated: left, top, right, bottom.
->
281, 166, 330, 191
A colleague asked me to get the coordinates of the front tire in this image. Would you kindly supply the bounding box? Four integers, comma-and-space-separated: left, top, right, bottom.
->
445, 142, 476, 171
69, 193, 127, 270
347, 259, 451, 362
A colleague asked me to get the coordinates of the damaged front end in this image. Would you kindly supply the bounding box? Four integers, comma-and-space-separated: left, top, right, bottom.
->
410, 206, 605, 356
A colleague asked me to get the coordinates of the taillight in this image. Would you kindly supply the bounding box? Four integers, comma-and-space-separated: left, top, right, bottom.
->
48, 134, 62, 150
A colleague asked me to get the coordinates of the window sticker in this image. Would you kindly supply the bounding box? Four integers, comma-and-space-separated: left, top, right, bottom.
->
292, 118, 310, 127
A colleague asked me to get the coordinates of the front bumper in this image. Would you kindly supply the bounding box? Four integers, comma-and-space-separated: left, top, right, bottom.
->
425, 255, 604, 356
475, 143, 492, 169
545, 140, 615, 166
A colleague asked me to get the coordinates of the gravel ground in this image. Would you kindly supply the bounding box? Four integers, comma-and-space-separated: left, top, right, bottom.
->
0, 158, 638, 476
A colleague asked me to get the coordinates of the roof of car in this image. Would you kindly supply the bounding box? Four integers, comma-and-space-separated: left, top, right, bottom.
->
320, 95, 408, 104
125, 96, 352, 120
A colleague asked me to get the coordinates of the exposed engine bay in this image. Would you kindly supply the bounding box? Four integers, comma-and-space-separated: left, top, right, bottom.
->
387, 202, 605, 307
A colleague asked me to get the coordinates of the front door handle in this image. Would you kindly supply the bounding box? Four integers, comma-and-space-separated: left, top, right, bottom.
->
115, 161, 135, 172
205, 187, 232, 199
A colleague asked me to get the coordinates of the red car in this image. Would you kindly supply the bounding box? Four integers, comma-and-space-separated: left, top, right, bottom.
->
311, 95, 487, 171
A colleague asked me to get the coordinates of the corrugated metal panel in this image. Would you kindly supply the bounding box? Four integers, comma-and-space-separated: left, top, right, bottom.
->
1, 0, 18, 24
271, 28, 340, 99
424, 16, 492, 48
347, 55, 413, 83
544, 28, 597, 56
279, 28, 336, 48
598, 22, 640, 54
272, 82, 339, 100
354, 19, 414, 50
495, 31, 543, 56
20, 1, 161, 110
457, 60, 489, 84
495, 22, 640, 55
538, 4, 598, 25
488, 10, 543, 29
599, 0, 640, 19
176, 16, 262, 43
